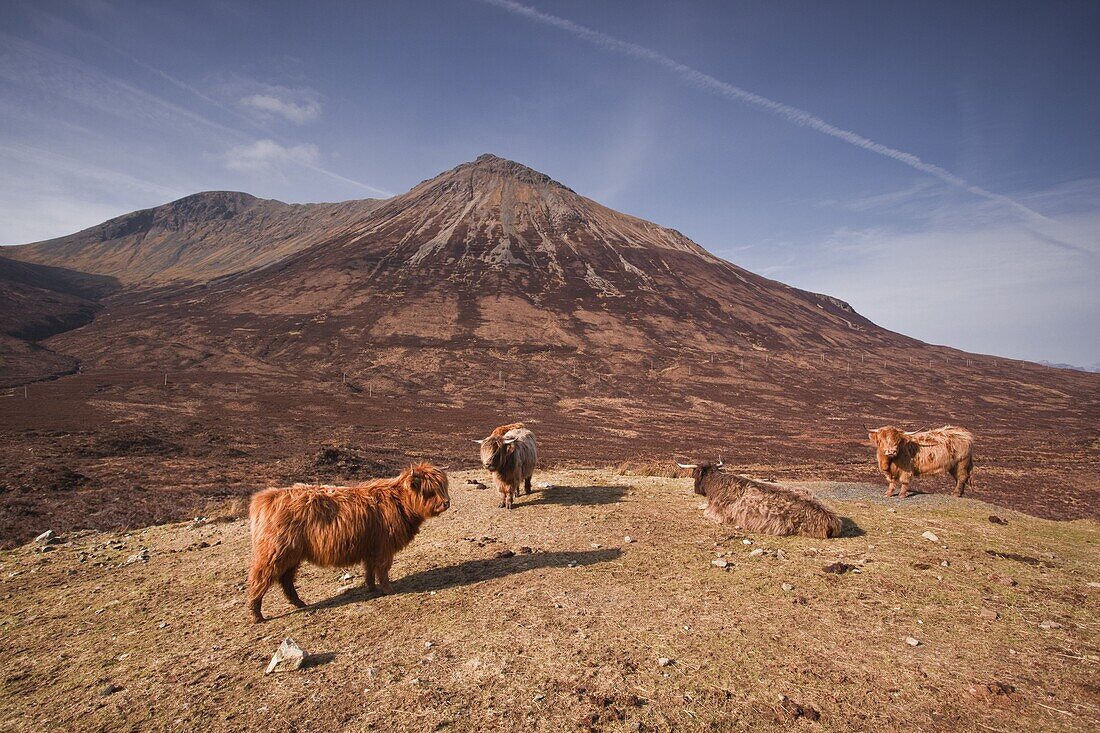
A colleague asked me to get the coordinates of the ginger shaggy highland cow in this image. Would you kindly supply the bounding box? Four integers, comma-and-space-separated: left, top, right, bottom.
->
867, 425, 974, 498
678, 460, 842, 539
247, 462, 450, 622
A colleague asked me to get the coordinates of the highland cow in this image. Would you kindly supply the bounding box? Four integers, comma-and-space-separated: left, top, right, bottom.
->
474, 422, 537, 510
677, 460, 842, 539
246, 462, 450, 623
867, 425, 974, 498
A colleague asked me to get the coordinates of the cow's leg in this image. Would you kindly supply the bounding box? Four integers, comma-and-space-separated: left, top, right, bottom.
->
375, 553, 395, 594
504, 484, 514, 510
247, 557, 279, 623
953, 462, 971, 497
279, 564, 307, 609
362, 557, 377, 591
883, 472, 896, 497
524, 475, 532, 495
898, 473, 912, 498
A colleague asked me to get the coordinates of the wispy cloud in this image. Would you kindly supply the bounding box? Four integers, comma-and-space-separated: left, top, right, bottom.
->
238, 88, 321, 125
478, 0, 1089, 253
0, 25, 387, 196
0, 142, 186, 199
222, 139, 319, 174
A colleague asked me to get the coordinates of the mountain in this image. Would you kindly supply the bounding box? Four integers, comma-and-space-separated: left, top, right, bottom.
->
0, 154, 1096, 537
5, 191, 385, 286
40, 154, 897, 364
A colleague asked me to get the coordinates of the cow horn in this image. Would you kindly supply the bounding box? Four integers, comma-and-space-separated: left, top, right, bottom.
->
503, 438, 517, 444
676, 462, 699, 469
471, 438, 486, 443
716, 455, 724, 467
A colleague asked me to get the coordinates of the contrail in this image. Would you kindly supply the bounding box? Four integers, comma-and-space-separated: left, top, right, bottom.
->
478, 0, 1057, 230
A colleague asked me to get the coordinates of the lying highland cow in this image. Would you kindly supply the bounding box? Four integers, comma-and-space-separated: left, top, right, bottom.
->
867, 425, 974, 498
247, 462, 450, 622
474, 422, 537, 510
677, 460, 842, 539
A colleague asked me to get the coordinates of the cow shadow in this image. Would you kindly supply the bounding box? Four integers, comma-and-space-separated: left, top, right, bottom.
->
521, 484, 628, 507
839, 517, 865, 538
307, 548, 622, 613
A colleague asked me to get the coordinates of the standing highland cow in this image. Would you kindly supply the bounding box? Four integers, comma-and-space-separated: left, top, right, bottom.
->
247, 462, 450, 623
474, 422, 537, 510
867, 425, 974, 498
677, 460, 842, 539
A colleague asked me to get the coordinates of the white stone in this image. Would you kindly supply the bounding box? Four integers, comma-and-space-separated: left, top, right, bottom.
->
711, 558, 729, 569
265, 638, 306, 674
921, 531, 939, 543
905, 637, 921, 647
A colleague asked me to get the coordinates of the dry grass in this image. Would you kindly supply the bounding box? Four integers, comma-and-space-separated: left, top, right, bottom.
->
612, 458, 690, 478
1, 469, 1097, 732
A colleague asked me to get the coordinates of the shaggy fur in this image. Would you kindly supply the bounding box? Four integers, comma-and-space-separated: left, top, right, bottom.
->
688, 464, 842, 539
868, 425, 974, 498
477, 422, 537, 510
247, 462, 450, 622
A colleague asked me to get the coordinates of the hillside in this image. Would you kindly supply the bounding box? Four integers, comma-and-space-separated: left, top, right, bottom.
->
5, 191, 385, 286
0, 154, 1097, 545
1, 469, 1096, 731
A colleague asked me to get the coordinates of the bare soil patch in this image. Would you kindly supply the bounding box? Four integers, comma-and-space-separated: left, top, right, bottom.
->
1, 469, 1097, 731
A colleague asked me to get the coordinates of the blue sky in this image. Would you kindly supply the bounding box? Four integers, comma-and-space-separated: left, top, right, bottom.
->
1, 0, 1098, 365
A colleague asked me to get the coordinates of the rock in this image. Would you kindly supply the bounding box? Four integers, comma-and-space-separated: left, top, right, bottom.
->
905, 637, 921, 647
157, 621, 168, 629
495, 549, 515, 559
781, 583, 794, 592
340, 572, 354, 582
265, 637, 307, 674
742, 539, 753, 545
988, 573, 1017, 587
822, 562, 852, 574
980, 608, 999, 621
591, 543, 602, 549
425, 641, 434, 648
467, 482, 488, 490
1038, 620, 1062, 630
1088, 581, 1100, 589
988, 515, 1008, 526
657, 657, 673, 667
98, 682, 122, 697
623, 536, 633, 543
748, 548, 765, 558
775, 549, 786, 560
921, 531, 939, 543
537, 482, 553, 489
711, 558, 729, 569
940, 561, 950, 567
125, 549, 149, 564
518, 546, 533, 554
34, 530, 59, 545
534, 693, 545, 702
189, 516, 209, 528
